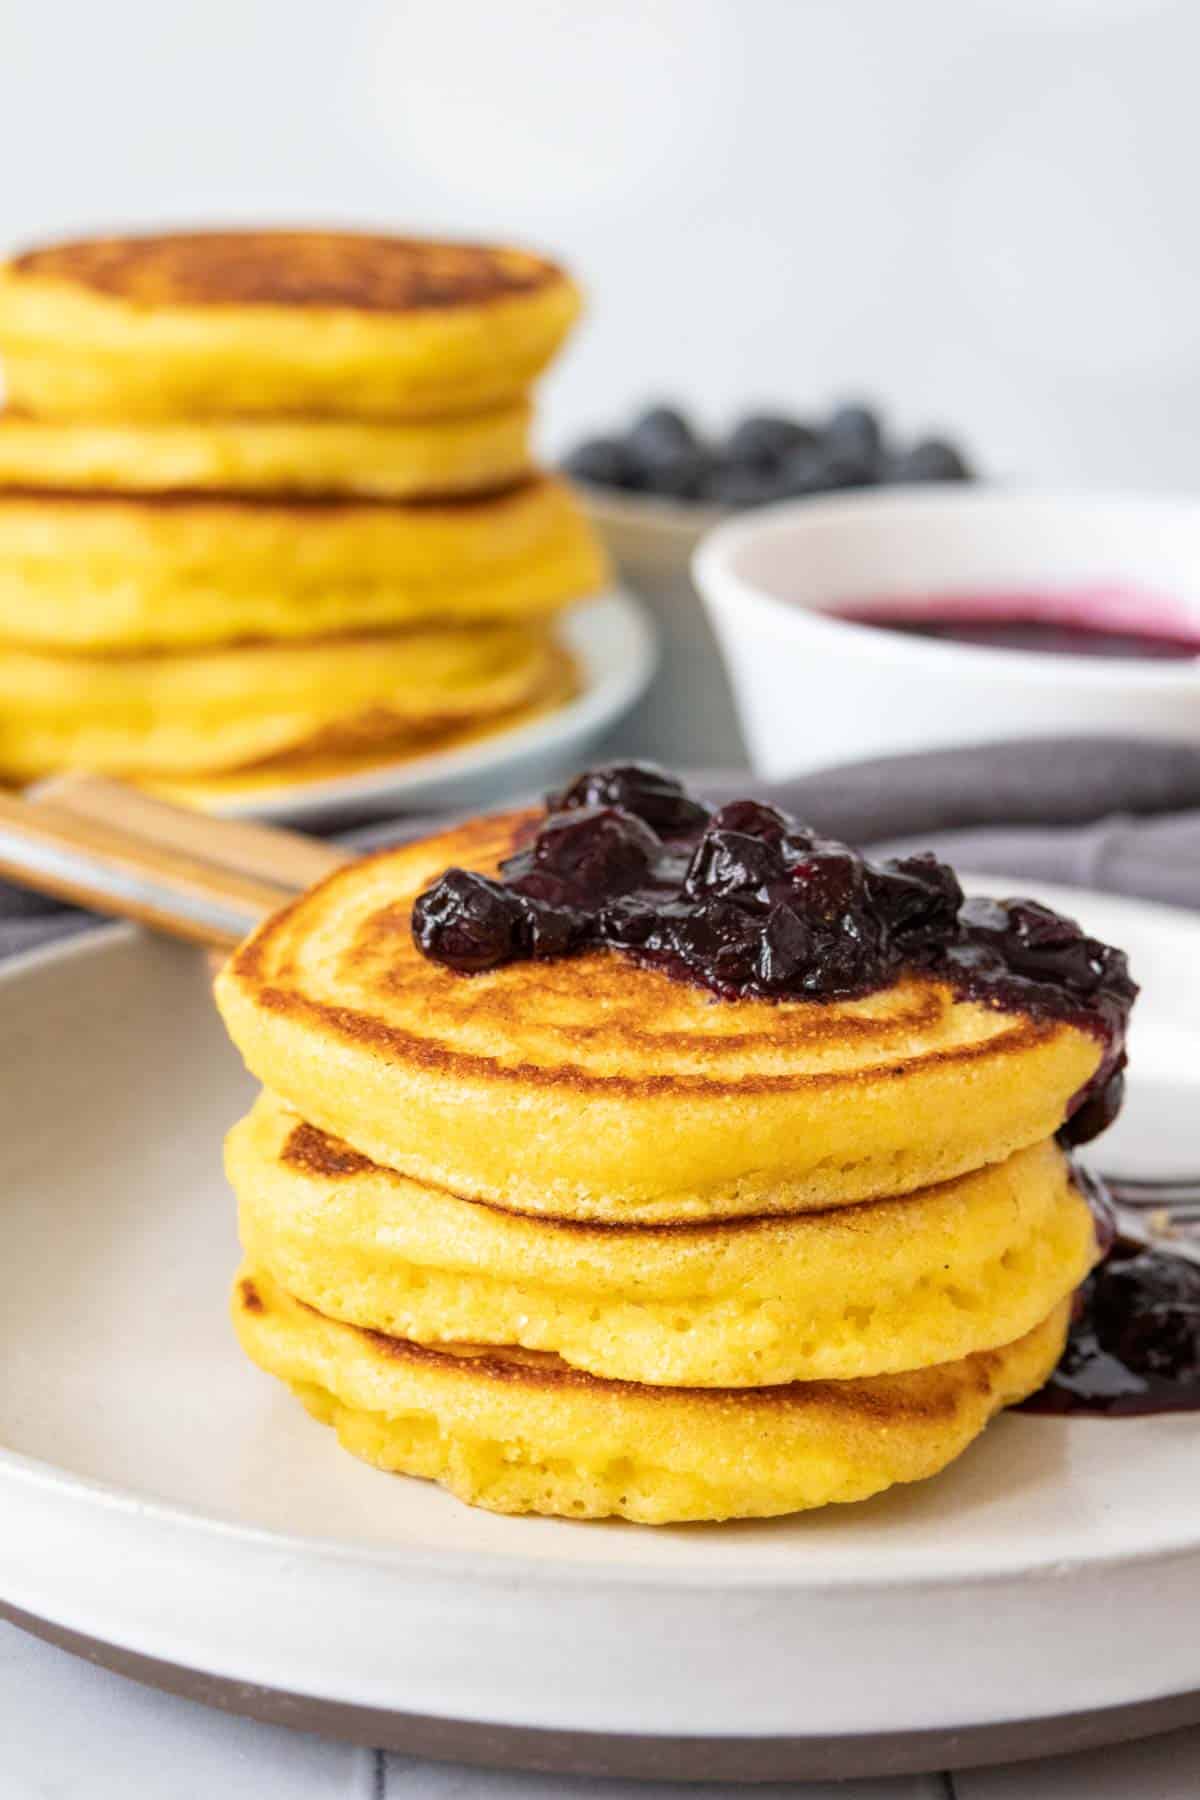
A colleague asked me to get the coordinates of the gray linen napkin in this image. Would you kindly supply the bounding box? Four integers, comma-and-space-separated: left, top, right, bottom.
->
4, 735, 1200, 964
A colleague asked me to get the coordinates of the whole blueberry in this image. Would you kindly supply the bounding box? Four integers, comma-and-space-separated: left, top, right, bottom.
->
773, 448, 839, 499
683, 829, 784, 901
824, 404, 884, 467
708, 798, 791, 842
993, 900, 1102, 991
799, 928, 882, 998
785, 843, 867, 921
757, 900, 815, 988
867, 852, 963, 951
889, 437, 972, 483
513, 893, 587, 959
724, 414, 818, 469
595, 892, 665, 950
411, 869, 526, 973
668, 899, 764, 990
549, 764, 710, 834
531, 805, 661, 898
562, 436, 644, 491
628, 406, 700, 464
1093, 1252, 1200, 1381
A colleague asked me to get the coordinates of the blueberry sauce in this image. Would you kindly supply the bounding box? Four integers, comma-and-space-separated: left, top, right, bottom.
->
835, 589, 1200, 661
1021, 1220, 1200, 1417
412, 764, 1136, 1148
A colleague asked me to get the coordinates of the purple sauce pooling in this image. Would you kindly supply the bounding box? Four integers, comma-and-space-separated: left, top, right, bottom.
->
1021, 1193, 1200, 1417
834, 587, 1200, 661
411, 764, 1136, 1148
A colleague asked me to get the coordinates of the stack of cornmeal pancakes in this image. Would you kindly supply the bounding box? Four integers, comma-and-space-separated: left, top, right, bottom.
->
218, 767, 1134, 1525
0, 229, 604, 799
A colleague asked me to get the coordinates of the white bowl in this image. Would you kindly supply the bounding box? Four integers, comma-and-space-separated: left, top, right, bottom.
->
693, 488, 1200, 777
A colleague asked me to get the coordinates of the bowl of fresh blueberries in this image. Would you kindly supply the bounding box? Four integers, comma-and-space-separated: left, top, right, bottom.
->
561, 400, 975, 768
563, 401, 972, 516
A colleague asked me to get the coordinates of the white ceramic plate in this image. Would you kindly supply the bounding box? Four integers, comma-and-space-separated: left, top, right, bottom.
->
1, 880, 1198, 1779
209, 588, 656, 826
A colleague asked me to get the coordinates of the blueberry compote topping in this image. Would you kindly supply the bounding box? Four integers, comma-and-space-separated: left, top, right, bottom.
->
411, 764, 1136, 1145
1022, 1187, 1200, 1416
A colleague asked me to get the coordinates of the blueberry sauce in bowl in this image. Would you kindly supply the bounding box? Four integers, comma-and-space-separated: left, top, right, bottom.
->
833, 588, 1200, 662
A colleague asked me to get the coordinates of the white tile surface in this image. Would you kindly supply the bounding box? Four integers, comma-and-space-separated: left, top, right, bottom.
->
380, 1755, 944, 1797
0, 1623, 369, 1799
956, 1725, 1200, 1800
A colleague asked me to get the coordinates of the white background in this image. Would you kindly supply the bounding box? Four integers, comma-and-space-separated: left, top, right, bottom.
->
3, 0, 1198, 487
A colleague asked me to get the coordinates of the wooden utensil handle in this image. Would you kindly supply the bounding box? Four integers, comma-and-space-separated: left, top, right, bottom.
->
0, 778, 350, 951
31, 772, 346, 891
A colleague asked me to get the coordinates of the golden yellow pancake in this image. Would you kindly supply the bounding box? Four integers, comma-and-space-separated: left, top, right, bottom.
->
215, 812, 1104, 1224
0, 625, 560, 781
232, 1268, 1069, 1523
146, 650, 577, 806
231, 1095, 1097, 1386
0, 230, 581, 419
0, 476, 605, 651
0, 404, 532, 499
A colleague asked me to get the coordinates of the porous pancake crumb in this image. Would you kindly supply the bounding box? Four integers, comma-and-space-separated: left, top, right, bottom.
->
229, 1091, 1098, 1387
232, 1267, 1070, 1524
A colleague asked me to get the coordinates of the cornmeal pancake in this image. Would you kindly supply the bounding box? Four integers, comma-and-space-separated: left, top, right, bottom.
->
0, 625, 560, 781
0, 230, 581, 419
232, 1268, 1070, 1523
0, 403, 532, 499
230, 1094, 1097, 1387
0, 476, 605, 651
216, 812, 1105, 1223
146, 651, 577, 806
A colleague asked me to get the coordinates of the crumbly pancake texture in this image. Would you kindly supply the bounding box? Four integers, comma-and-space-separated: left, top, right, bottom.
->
215, 812, 1104, 1223
0, 231, 581, 418
0, 625, 560, 781
0, 476, 605, 651
0, 404, 532, 499
231, 1093, 1097, 1386
232, 1268, 1070, 1523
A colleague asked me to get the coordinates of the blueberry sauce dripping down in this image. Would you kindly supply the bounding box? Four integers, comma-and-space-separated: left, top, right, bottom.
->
1021, 1180, 1200, 1417
412, 764, 1136, 1147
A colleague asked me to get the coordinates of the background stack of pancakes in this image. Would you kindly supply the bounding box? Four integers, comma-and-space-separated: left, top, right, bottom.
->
0, 230, 606, 799
217, 803, 1103, 1525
